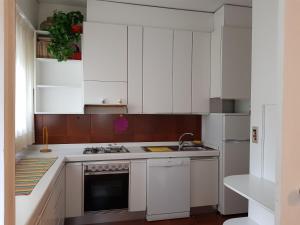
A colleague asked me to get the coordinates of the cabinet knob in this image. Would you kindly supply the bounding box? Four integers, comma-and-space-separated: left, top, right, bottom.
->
117, 99, 122, 104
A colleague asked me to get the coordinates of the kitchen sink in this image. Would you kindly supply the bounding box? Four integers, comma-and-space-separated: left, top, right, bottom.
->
168, 145, 214, 152
179, 146, 208, 151
143, 145, 215, 152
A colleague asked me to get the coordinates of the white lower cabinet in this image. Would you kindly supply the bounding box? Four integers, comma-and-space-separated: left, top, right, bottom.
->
65, 163, 83, 218
38, 166, 65, 225
129, 160, 147, 212
190, 157, 219, 207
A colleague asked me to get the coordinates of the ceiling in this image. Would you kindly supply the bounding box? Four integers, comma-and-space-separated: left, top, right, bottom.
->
37, 0, 252, 12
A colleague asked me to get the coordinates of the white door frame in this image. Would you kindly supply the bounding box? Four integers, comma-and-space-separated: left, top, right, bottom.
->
277, 0, 300, 224
0, 0, 15, 224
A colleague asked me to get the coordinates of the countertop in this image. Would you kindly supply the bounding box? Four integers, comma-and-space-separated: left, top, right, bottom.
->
16, 141, 219, 225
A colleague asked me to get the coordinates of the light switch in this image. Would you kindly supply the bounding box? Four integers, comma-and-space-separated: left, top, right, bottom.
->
252, 126, 258, 143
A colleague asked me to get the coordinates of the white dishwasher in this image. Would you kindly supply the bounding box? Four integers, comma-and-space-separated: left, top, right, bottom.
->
146, 158, 190, 221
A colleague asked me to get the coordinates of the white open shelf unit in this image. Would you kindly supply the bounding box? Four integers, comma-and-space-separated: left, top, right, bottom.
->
224, 174, 276, 225
34, 57, 84, 114
36, 30, 50, 35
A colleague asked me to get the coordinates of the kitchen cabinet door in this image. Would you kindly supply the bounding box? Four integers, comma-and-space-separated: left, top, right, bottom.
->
191, 158, 218, 207
210, 29, 222, 98
128, 26, 143, 113
192, 32, 211, 114
143, 27, 173, 113
129, 160, 147, 212
173, 30, 192, 113
39, 167, 65, 225
222, 26, 252, 99
83, 22, 127, 82
66, 163, 83, 218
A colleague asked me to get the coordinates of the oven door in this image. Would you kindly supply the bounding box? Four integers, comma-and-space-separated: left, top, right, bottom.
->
84, 163, 129, 212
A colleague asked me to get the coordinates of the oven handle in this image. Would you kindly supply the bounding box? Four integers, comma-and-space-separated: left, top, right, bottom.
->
84, 170, 129, 176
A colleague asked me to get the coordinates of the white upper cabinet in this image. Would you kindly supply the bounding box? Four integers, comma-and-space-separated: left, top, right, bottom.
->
211, 6, 252, 100
143, 27, 173, 114
173, 30, 192, 114
83, 22, 128, 82
192, 32, 211, 114
128, 26, 143, 113
221, 26, 252, 99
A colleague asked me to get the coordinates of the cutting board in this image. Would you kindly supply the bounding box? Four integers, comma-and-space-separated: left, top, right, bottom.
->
145, 147, 173, 152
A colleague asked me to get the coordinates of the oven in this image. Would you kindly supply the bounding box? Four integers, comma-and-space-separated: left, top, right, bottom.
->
84, 161, 129, 212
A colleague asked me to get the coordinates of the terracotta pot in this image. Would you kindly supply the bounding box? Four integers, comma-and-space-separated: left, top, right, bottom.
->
71, 24, 82, 33
71, 52, 81, 60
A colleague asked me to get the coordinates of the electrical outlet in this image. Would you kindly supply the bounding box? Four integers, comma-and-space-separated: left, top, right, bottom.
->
252, 126, 258, 143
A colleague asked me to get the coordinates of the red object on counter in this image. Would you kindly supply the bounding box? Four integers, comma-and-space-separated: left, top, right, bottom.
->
71, 24, 82, 33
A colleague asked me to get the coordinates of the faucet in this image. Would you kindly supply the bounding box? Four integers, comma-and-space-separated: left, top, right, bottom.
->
178, 133, 194, 151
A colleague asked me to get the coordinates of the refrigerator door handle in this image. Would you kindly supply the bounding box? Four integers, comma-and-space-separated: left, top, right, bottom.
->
223, 139, 250, 143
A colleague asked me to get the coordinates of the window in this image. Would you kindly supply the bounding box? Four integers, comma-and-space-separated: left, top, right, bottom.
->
15, 12, 34, 151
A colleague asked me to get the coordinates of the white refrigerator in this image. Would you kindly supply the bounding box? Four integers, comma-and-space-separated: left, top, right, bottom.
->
202, 113, 250, 215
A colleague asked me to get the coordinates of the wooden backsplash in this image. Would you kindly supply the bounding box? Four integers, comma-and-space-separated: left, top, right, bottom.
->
34, 114, 202, 144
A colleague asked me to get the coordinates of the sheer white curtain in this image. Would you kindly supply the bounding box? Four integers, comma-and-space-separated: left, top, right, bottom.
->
15, 12, 34, 151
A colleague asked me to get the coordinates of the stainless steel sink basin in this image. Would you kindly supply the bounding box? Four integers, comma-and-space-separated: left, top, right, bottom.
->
170, 146, 213, 151
180, 146, 207, 151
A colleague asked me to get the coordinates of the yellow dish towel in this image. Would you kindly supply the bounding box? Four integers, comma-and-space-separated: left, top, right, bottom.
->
146, 147, 172, 152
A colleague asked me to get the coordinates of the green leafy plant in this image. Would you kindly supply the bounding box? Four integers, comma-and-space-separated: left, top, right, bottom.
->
68, 11, 84, 25
47, 11, 84, 61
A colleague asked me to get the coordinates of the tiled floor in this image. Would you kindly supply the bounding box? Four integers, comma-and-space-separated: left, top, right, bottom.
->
86, 213, 245, 225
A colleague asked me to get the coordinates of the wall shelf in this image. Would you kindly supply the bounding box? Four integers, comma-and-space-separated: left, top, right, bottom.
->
36, 30, 50, 35
36, 58, 81, 63
224, 217, 260, 225
224, 174, 275, 213
36, 85, 82, 89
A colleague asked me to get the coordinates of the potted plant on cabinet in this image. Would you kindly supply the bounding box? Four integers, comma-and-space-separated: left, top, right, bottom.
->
69, 11, 84, 33
47, 10, 84, 61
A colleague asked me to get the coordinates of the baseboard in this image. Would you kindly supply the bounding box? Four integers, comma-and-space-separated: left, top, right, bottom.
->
146, 211, 190, 221
191, 206, 218, 215
65, 209, 146, 225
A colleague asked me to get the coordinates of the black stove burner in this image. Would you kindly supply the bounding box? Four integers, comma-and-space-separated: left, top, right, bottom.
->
83, 146, 129, 154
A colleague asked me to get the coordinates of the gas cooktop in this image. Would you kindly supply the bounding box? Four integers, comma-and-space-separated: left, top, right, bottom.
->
83, 146, 129, 154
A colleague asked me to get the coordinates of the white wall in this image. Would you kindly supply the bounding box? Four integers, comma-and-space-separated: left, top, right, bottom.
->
87, 0, 213, 32
38, 2, 87, 28
17, 0, 38, 27
0, 0, 4, 224
250, 0, 282, 224
250, 0, 281, 181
